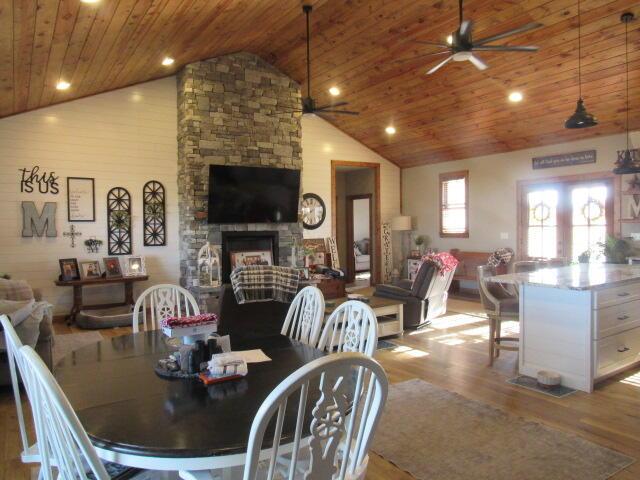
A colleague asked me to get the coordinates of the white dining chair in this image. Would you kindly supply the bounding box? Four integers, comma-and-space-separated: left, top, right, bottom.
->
280, 286, 325, 347
19, 345, 110, 480
180, 352, 388, 480
132, 284, 200, 332
318, 301, 378, 357
0, 314, 40, 464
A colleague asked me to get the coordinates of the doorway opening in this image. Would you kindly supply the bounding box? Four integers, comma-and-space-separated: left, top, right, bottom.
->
331, 161, 381, 288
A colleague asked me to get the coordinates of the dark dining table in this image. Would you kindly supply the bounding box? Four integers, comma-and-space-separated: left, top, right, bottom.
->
55, 331, 325, 472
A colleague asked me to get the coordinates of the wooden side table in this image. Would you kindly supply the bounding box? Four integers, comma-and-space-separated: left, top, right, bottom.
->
54, 275, 149, 324
312, 277, 346, 300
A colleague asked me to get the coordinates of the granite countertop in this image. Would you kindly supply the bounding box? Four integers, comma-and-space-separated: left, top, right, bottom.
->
488, 264, 640, 290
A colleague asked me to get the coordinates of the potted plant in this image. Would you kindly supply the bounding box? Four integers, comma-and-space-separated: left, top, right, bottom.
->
84, 238, 103, 254
577, 250, 591, 264
413, 235, 431, 255
598, 235, 632, 264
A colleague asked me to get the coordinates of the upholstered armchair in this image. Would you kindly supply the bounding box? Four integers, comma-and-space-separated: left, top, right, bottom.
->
374, 261, 456, 328
0, 279, 54, 385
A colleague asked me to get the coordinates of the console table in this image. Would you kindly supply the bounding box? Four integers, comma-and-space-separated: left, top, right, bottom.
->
54, 275, 149, 324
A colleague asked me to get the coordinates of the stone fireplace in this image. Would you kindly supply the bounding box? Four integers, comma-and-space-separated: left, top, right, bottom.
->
221, 231, 279, 282
177, 52, 303, 305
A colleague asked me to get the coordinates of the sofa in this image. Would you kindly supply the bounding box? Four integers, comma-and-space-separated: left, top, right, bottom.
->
354, 239, 371, 272
215, 284, 293, 348
374, 260, 456, 328
0, 279, 54, 385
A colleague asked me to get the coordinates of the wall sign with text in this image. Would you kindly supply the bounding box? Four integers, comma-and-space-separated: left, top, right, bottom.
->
532, 150, 596, 170
67, 177, 95, 222
19, 166, 59, 194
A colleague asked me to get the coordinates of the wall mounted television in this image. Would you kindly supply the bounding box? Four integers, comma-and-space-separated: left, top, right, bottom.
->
208, 165, 301, 224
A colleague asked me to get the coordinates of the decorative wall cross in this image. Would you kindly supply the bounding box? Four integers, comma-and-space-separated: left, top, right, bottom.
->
63, 225, 82, 248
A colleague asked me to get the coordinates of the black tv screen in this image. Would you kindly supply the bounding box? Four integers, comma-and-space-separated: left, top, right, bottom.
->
208, 165, 300, 224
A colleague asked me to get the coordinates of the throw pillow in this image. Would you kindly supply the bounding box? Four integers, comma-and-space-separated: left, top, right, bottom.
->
0, 302, 45, 351
0, 299, 35, 327
0, 279, 34, 301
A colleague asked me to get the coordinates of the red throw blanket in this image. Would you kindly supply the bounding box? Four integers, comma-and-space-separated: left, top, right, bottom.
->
161, 313, 218, 329
420, 252, 459, 276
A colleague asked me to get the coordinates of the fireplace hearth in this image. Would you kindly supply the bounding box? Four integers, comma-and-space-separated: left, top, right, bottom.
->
221, 231, 279, 282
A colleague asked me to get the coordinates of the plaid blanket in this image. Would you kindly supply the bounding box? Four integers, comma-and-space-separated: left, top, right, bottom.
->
231, 265, 299, 304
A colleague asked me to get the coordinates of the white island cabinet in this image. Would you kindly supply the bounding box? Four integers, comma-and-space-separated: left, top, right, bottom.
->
489, 264, 640, 393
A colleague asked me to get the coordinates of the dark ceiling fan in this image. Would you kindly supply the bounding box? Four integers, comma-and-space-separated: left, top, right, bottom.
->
418, 0, 542, 74
291, 5, 358, 116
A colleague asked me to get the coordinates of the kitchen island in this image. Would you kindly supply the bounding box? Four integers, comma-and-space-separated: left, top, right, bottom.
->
489, 264, 640, 392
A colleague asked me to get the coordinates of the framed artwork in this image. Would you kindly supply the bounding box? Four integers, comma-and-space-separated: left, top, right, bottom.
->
305, 251, 326, 267
67, 177, 95, 222
80, 260, 102, 280
59, 258, 80, 281
103, 257, 123, 278
125, 256, 146, 276
302, 238, 326, 253
325, 237, 340, 269
230, 250, 273, 269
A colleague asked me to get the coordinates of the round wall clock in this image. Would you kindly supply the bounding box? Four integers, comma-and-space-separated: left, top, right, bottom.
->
301, 193, 326, 230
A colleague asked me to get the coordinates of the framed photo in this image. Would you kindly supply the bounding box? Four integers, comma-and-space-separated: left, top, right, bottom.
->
305, 251, 326, 267
67, 177, 95, 222
80, 260, 102, 280
125, 256, 146, 276
59, 258, 80, 281
230, 250, 273, 269
103, 257, 122, 278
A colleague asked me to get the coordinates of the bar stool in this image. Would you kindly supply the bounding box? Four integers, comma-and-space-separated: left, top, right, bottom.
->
477, 265, 519, 366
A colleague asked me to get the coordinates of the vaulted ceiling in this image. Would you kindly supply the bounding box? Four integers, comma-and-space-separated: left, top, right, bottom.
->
1, 0, 639, 167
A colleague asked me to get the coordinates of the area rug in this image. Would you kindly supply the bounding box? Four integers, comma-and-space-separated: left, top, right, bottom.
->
53, 331, 103, 365
371, 379, 634, 480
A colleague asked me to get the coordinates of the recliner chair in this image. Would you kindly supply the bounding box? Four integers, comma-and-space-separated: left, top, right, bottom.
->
374, 261, 456, 328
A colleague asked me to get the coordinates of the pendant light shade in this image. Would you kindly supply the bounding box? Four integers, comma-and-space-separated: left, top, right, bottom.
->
565, 98, 598, 129
613, 12, 638, 174
565, 0, 598, 129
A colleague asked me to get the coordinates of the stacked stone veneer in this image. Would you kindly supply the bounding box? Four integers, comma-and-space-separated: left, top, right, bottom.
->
177, 52, 303, 296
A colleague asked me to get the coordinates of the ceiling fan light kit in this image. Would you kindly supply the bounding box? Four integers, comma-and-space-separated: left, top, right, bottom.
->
565, 0, 598, 130
421, 0, 540, 75
613, 12, 639, 174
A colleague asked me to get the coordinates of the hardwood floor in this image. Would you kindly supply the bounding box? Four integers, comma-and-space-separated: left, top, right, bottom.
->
1, 298, 639, 479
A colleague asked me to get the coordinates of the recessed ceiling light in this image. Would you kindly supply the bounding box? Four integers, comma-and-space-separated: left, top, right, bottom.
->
446, 34, 454, 45
56, 80, 71, 90
329, 86, 340, 96
80, 0, 100, 3
385, 126, 396, 135
508, 91, 524, 103
161, 57, 175, 66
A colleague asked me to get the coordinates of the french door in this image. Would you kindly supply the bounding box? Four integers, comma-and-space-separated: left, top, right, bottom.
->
520, 177, 614, 262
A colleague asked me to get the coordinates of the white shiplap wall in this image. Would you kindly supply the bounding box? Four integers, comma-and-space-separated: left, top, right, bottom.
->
0, 78, 179, 315
301, 115, 401, 239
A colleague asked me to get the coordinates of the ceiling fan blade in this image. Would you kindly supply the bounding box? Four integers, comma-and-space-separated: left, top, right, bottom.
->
427, 55, 453, 75
317, 109, 359, 115
393, 50, 451, 64
472, 45, 539, 52
412, 40, 449, 48
474, 22, 543, 45
468, 54, 488, 70
316, 101, 349, 110
459, 20, 473, 37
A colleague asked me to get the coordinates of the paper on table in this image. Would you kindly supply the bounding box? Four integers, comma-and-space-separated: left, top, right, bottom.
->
236, 349, 271, 363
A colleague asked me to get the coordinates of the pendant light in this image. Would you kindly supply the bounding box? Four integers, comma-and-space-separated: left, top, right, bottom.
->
565, 0, 598, 129
613, 12, 639, 174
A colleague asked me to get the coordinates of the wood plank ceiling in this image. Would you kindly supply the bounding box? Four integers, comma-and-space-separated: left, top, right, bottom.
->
1, 0, 639, 167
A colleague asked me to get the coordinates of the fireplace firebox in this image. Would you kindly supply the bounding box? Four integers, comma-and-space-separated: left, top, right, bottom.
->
221, 231, 279, 282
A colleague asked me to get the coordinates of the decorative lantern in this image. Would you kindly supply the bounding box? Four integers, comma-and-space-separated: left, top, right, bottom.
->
198, 242, 221, 288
